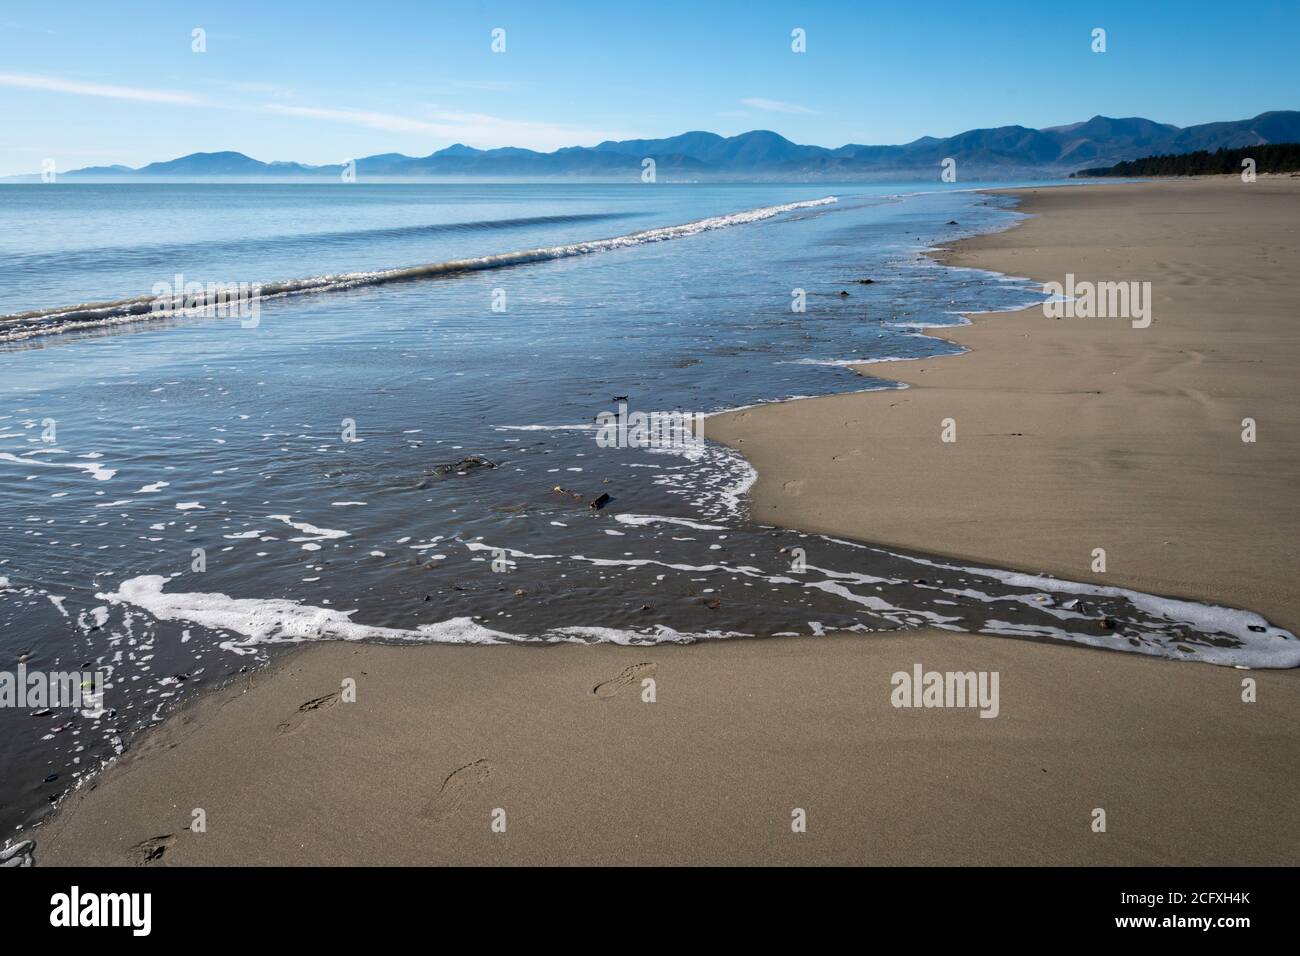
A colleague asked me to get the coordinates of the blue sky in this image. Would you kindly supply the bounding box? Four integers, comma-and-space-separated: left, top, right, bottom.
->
1, 0, 1297, 176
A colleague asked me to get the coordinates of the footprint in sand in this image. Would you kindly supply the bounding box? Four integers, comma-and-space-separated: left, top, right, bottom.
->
782, 479, 805, 497
276, 691, 339, 735
420, 759, 494, 821
592, 662, 657, 699
130, 834, 176, 866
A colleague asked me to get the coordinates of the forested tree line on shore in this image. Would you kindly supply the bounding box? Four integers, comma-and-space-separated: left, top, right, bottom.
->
1073, 142, 1300, 177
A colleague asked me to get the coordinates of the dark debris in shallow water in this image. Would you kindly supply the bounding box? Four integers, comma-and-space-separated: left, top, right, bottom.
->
429, 455, 498, 477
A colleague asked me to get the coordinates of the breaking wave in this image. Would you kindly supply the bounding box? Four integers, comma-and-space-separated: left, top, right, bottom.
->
0, 196, 839, 342
0, 211, 640, 277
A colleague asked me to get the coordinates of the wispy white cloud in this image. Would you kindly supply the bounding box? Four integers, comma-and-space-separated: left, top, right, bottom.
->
261, 104, 444, 135
0, 71, 625, 152
0, 72, 203, 105
451, 79, 522, 93
741, 97, 815, 115
261, 103, 624, 150
223, 80, 296, 99
2, 146, 131, 156
0, 21, 58, 36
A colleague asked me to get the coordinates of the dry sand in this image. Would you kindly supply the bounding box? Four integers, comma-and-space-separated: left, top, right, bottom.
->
710, 177, 1300, 632
35, 633, 1300, 866
35, 177, 1300, 866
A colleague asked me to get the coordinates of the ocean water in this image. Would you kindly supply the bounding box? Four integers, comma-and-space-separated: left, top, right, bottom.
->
1, 181, 1296, 839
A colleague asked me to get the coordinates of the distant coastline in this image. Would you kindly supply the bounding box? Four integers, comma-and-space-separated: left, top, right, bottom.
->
5, 109, 1297, 183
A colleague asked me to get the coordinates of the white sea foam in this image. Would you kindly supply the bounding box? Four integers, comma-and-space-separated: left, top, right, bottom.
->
894, 316, 971, 328
0, 452, 116, 481
817, 534, 1300, 668
781, 356, 917, 367
493, 423, 597, 432
452, 528, 1297, 667
614, 513, 728, 531
2, 196, 839, 342
100, 575, 747, 650
267, 514, 350, 540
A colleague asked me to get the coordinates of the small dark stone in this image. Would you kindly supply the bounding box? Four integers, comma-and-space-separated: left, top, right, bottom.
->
43, 774, 58, 784
1099, 617, 1118, 630
1247, 624, 1265, 633
430, 455, 497, 478
589, 492, 611, 510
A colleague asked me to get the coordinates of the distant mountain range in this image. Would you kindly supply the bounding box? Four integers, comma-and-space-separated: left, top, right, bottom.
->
9, 110, 1298, 182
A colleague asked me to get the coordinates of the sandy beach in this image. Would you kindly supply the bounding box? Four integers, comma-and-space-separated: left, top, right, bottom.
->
711, 177, 1300, 632
35, 177, 1300, 866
